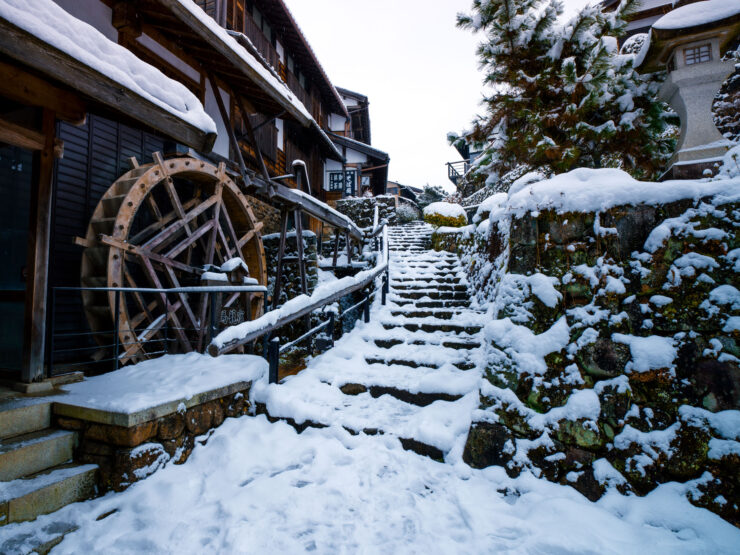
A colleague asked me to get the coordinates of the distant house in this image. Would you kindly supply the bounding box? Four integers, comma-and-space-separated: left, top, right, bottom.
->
324, 87, 390, 200
386, 181, 422, 203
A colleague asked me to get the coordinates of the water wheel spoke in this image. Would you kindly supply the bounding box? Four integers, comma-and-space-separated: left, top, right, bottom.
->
219, 200, 241, 255
217, 224, 234, 260
146, 194, 163, 222
205, 185, 224, 267
238, 222, 264, 249
163, 176, 192, 237
165, 219, 215, 259
121, 300, 183, 363
223, 292, 240, 308
99, 234, 202, 275
139, 256, 192, 352
143, 194, 220, 252
130, 197, 199, 246
129, 299, 159, 331
163, 266, 200, 331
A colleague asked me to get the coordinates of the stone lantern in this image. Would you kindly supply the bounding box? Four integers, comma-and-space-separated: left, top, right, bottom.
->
637, 1, 740, 178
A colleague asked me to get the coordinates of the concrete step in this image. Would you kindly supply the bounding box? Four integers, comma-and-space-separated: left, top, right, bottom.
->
0, 399, 51, 441
0, 463, 97, 526
0, 430, 76, 482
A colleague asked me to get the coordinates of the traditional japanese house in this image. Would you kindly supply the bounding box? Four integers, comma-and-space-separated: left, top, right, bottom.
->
0, 0, 365, 386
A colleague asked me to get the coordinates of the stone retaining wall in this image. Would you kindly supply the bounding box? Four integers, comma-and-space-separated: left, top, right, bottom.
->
335, 196, 398, 228
456, 192, 740, 526
54, 389, 252, 492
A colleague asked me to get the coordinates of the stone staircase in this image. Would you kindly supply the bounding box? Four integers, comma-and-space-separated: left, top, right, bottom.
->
0, 391, 97, 529
258, 221, 485, 459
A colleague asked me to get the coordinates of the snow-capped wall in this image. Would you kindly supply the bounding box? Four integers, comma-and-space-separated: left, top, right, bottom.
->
453, 167, 740, 525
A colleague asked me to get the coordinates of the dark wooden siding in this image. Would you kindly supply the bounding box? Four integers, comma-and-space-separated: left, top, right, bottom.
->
49, 113, 165, 371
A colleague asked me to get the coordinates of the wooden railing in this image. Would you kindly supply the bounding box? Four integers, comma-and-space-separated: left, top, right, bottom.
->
243, 11, 280, 71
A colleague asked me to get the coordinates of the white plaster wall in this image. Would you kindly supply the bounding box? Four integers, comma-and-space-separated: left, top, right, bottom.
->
276, 40, 285, 63
204, 80, 231, 157
52, 0, 117, 42
345, 148, 367, 164
328, 113, 347, 132
325, 159, 342, 171
342, 96, 359, 107
136, 33, 201, 83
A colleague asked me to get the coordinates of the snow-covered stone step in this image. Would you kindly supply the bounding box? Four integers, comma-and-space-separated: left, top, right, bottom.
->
359, 341, 473, 368
392, 284, 468, 292
0, 398, 51, 441
255, 375, 479, 458
0, 463, 97, 526
365, 328, 481, 349
389, 309, 472, 320
381, 320, 483, 335
0, 430, 76, 482
392, 290, 469, 300
395, 299, 471, 309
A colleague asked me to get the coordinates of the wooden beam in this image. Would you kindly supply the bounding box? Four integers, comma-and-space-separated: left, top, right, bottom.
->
22, 109, 55, 382
0, 59, 86, 124
0, 117, 45, 151
0, 18, 215, 152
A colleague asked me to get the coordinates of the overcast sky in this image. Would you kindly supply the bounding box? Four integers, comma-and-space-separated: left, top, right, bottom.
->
285, 0, 593, 192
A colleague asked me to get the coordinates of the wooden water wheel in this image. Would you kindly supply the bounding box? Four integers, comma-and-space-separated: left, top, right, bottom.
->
80, 153, 266, 364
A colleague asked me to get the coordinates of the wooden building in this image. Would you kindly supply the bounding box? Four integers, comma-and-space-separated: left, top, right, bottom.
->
0, 0, 368, 385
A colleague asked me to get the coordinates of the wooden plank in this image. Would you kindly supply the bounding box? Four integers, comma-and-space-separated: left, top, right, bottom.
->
165, 218, 214, 258
0, 117, 45, 151
0, 18, 215, 152
142, 195, 215, 250
21, 109, 55, 382
0, 59, 86, 124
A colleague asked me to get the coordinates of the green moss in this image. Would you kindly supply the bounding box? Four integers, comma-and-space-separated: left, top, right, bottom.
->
424, 213, 468, 227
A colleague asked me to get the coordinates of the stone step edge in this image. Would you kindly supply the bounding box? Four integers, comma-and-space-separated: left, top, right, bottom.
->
255, 403, 444, 461
0, 463, 98, 526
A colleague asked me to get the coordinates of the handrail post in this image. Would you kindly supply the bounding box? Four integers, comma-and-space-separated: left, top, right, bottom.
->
363, 295, 370, 323
209, 292, 217, 343
164, 301, 169, 354
268, 337, 280, 384
382, 273, 388, 306
113, 289, 120, 371
328, 310, 335, 345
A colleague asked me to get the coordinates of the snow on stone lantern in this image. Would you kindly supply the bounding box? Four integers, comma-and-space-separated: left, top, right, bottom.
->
636, 0, 740, 179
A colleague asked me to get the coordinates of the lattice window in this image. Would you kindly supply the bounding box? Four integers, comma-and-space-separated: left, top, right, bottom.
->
684, 44, 711, 66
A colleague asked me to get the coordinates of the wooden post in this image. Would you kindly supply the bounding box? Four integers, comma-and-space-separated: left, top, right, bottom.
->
345, 232, 352, 266
332, 229, 340, 269
272, 210, 288, 310
294, 209, 308, 295
235, 95, 271, 182
22, 109, 55, 382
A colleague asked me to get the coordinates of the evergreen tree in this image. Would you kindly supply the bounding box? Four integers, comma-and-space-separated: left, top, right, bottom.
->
454, 0, 675, 189
416, 184, 448, 209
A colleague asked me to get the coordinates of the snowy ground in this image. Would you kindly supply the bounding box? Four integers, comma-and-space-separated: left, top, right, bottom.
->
2, 415, 738, 554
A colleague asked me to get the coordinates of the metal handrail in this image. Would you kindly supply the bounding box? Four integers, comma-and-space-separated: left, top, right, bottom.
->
210, 224, 390, 382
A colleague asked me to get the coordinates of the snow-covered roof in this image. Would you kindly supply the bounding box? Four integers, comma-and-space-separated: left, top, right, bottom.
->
652, 0, 740, 31
0, 0, 217, 149
163, 0, 343, 160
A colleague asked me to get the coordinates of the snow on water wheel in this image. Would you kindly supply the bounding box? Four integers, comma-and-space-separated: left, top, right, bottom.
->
80, 154, 266, 364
